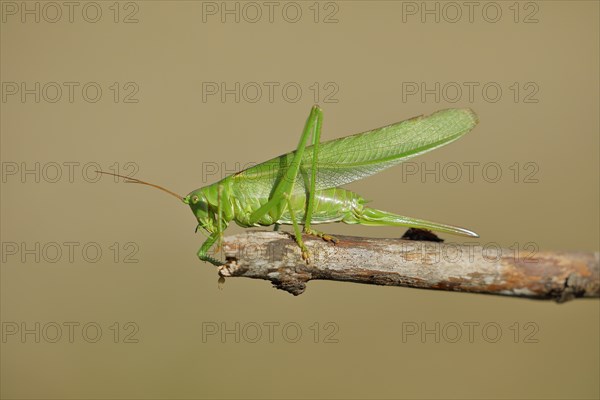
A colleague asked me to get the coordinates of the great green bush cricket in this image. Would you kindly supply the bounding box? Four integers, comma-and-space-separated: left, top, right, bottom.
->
98, 106, 479, 266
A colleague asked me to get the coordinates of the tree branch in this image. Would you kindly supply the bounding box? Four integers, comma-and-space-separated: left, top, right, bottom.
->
219, 231, 599, 302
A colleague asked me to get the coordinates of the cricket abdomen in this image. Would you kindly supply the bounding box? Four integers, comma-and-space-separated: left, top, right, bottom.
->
231, 187, 365, 227
278, 188, 364, 225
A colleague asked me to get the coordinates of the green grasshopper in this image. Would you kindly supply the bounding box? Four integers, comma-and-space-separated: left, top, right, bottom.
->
99, 106, 479, 266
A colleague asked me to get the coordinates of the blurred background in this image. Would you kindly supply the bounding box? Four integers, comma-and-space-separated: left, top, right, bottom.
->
1, 1, 598, 399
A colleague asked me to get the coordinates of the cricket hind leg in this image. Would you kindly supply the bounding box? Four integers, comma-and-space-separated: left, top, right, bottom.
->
245, 106, 323, 264
301, 108, 339, 245
285, 195, 311, 263
214, 182, 224, 253
302, 104, 321, 233
303, 227, 339, 244
247, 105, 321, 226
346, 206, 480, 238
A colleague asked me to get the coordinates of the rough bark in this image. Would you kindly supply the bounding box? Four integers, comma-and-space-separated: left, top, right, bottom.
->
218, 231, 599, 303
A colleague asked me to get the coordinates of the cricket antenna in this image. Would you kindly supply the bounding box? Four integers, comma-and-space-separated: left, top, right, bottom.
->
95, 170, 184, 202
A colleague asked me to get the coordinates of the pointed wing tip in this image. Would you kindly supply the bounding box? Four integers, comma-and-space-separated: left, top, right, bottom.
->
463, 229, 480, 238
425, 108, 479, 137
436, 108, 479, 128
447, 225, 480, 238
462, 108, 479, 126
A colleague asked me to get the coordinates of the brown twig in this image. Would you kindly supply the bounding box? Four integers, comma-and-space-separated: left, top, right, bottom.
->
219, 231, 599, 302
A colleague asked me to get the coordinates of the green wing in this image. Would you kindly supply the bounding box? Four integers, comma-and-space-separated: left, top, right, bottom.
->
232, 108, 478, 197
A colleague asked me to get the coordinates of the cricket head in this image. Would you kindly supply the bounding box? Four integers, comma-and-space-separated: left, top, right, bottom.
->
183, 188, 216, 233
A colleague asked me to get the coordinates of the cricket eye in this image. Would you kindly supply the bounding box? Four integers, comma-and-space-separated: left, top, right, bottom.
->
191, 195, 199, 204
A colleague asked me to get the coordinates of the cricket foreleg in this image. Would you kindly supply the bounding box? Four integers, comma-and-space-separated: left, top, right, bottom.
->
197, 233, 223, 266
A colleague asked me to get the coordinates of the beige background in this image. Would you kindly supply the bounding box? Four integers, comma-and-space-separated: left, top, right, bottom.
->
1, 1, 599, 399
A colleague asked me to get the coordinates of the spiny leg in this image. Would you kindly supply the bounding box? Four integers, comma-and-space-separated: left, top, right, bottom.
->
285, 194, 310, 263
304, 227, 339, 244
214, 183, 224, 253
244, 106, 333, 263
247, 105, 320, 226
301, 108, 338, 244
197, 232, 223, 266
302, 106, 321, 233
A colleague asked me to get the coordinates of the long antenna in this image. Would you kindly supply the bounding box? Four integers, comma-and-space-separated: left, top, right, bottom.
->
95, 170, 184, 201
